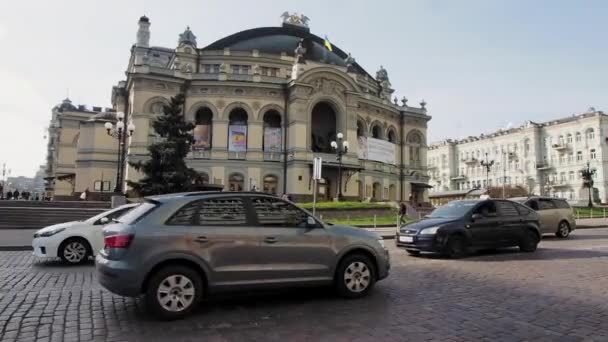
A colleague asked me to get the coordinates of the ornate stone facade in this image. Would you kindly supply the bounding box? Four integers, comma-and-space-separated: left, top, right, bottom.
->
72, 14, 432, 203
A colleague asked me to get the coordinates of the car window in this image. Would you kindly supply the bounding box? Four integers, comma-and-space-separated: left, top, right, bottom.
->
526, 200, 539, 210
430, 201, 477, 218
514, 203, 532, 216
473, 202, 497, 217
538, 199, 556, 210
496, 201, 519, 217
101, 207, 133, 223
198, 197, 247, 226
251, 197, 309, 228
553, 199, 570, 209
166, 201, 198, 225
118, 202, 158, 224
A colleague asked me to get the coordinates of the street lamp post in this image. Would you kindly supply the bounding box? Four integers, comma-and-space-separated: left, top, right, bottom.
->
1, 163, 10, 200
330, 132, 349, 201
580, 161, 596, 208
480, 153, 494, 190
105, 112, 135, 194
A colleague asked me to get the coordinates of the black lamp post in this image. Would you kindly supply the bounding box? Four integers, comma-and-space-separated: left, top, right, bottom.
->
580, 161, 596, 208
331, 132, 349, 201
480, 153, 494, 189
105, 112, 135, 194
1, 163, 10, 200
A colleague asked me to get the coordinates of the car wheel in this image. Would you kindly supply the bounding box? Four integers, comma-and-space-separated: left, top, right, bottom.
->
335, 254, 376, 298
406, 249, 420, 256
555, 221, 571, 238
145, 266, 203, 320
443, 235, 467, 259
59, 238, 91, 264
519, 231, 539, 252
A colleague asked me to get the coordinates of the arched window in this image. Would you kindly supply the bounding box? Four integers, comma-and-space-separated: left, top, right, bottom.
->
371, 125, 382, 139
586, 128, 595, 140
407, 131, 423, 165
310, 102, 336, 153
150, 102, 167, 115
357, 120, 366, 137
387, 128, 396, 143
263, 110, 282, 152
263, 175, 278, 195
575, 132, 582, 142
228, 173, 244, 191
228, 108, 248, 152
193, 107, 213, 149
566, 134, 573, 143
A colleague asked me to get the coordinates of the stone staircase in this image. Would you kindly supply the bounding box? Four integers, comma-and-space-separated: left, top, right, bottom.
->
0, 201, 111, 230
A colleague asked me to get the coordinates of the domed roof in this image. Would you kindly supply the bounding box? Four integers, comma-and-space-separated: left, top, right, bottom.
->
202, 26, 373, 78
54, 98, 77, 112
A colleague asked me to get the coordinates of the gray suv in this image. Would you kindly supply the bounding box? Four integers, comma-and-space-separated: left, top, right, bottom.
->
96, 192, 390, 320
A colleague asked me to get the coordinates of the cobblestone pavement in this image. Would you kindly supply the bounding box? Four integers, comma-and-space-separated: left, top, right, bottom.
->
1, 229, 608, 342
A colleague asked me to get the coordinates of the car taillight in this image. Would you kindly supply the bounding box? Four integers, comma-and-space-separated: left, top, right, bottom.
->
104, 234, 134, 248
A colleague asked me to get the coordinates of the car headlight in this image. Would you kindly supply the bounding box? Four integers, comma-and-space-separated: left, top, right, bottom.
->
420, 226, 440, 235
37, 228, 66, 237
377, 238, 385, 248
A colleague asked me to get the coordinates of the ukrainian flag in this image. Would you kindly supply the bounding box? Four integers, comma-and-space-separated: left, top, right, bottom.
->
324, 35, 333, 52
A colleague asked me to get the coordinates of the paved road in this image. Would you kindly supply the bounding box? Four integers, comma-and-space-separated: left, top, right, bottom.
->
1, 230, 608, 342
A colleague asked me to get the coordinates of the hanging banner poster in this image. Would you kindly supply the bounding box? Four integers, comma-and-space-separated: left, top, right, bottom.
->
228, 125, 247, 152
357, 136, 368, 160
366, 137, 396, 165
193, 124, 211, 149
263, 128, 282, 152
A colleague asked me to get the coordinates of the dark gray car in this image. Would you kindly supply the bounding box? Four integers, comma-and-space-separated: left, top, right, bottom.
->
96, 192, 390, 320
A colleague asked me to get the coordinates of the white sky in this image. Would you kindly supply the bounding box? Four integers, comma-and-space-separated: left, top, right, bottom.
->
0, 0, 607, 177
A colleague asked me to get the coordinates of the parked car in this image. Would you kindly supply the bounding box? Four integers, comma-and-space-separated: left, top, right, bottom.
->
32, 203, 137, 264
395, 199, 541, 258
510, 197, 576, 238
96, 192, 390, 320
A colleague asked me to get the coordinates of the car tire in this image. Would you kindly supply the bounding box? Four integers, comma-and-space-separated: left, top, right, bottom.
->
145, 266, 203, 320
519, 230, 539, 252
58, 238, 91, 265
335, 254, 376, 299
555, 221, 571, 238
406, 249, 420, 256
443, 235, 467, 259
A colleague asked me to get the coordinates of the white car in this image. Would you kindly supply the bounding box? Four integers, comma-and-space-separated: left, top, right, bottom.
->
32, 203, 137, 264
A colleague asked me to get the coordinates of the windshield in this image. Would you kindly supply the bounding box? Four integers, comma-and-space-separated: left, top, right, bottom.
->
429, 201, 477, 219
117, 202, 157, 224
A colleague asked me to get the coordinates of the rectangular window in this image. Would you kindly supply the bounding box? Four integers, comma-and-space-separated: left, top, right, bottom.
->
166, 202, 198, 226
538, 199, 556, 210
251, 197, 309, 227
260, 66, 279, 77
93, 180, 111, 192
231, 65, 251, 74
590, 149, 597, 159
202, 64, 220, 73
567, 135, 573, 143
569, 172, 574, 181
577, 151, 583, 161
559, 154, 565, 164
576, 133, 582, 142
198, 198, 247, 225
567, 153, 573, 163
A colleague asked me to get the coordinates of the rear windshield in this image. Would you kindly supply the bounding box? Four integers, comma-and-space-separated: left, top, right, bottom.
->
116, 202, 157, 224
430, 201, 477, 219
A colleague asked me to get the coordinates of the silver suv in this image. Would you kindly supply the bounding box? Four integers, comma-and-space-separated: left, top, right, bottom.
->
511, 197, 576, 238
96, 192, 390, 320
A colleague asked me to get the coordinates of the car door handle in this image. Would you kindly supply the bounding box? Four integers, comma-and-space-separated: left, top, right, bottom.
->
194, 236, 208, 243
264, 236, 278, 244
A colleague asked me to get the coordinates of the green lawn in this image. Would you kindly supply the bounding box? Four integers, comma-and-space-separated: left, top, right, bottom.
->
325, 215, 407, 226
573, 207, 608, 218
298, 201, 393, 210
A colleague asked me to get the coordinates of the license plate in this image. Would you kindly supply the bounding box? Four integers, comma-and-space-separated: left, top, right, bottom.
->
399, 236, 413, 243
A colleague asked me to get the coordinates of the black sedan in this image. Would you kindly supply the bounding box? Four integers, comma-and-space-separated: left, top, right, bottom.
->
396, 199, 541, 258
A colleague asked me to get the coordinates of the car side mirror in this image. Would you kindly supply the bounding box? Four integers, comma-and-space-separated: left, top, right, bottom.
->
471, 213, 483, 221
99, 217, 110, 225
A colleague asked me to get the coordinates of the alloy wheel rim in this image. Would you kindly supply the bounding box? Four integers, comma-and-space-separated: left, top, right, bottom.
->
157, 275, 195, 312
344, 261, 370, 293
559, 223, 569, 236
64, 242, 86, 263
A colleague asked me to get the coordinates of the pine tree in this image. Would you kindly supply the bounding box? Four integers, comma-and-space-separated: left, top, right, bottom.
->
127, 93, 198, 196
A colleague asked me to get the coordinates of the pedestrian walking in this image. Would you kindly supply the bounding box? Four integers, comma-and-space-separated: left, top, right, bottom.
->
80, 188, 89, 201
13, 189, 19, 200
399, 202, 408, 225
